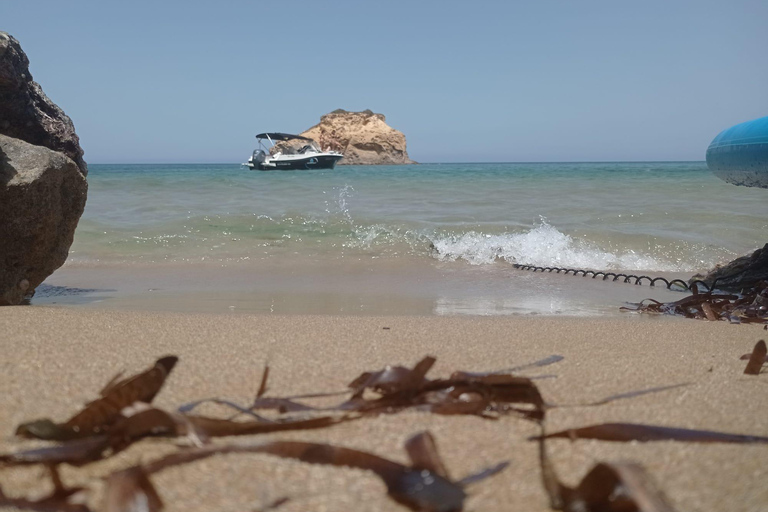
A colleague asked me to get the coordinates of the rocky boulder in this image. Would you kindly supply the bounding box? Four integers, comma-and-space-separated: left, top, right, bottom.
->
0, 32, 87, 175
301, 109, 415, 165
690, 243, 768, 292
0, 32, 88, 305
0, 135, 87, 304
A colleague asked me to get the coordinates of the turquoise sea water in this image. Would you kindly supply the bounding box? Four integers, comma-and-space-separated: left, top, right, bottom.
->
71, 162, 766, 271
42, 162, 765, 315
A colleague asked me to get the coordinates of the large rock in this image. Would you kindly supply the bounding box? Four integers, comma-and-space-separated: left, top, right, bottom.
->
0, 32, 88, 305
690, 243, 768, 292
301, 109, 415, 165
0, 136, 87, 304
0, 135, 87, 305
0, 32, 87, 175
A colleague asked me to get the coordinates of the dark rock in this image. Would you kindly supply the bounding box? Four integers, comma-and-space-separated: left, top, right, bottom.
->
0, 32, 88, 305
0, 31, 87, 175
690, 244, 768, 292
0, 135, 87, 305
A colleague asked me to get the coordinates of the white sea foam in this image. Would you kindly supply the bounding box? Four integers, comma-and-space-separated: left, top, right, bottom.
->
429, 220, 683, 271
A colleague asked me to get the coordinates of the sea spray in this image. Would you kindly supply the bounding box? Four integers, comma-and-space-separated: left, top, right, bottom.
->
427, 220, 683, 271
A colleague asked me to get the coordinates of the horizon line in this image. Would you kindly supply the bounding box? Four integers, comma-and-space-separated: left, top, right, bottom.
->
85, 160, 708, 166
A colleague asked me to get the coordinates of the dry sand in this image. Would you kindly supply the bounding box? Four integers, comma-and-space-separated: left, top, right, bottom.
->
0, 307, 766, 511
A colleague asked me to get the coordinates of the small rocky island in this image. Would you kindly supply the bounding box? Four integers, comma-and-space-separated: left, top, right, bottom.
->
301, 109, 415, 165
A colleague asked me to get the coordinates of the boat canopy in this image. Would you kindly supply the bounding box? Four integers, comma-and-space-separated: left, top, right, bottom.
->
255, 132, 313, 141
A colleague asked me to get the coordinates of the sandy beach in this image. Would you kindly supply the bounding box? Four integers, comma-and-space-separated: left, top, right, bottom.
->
4, 2, 768, 510
1, 307, 766, 511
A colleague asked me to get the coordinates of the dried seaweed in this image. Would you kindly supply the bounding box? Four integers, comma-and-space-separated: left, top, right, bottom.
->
2, 351, 755, 511
532, 422, 768, 444
256, 364, 270, 399
3, 407, 349, 468
537, 430, 677, 511
404, 430, 451, 479
185, 356, 549, 421
0, 488, 91, 512
332, 357, 546, 421
621, 281, 768, 323
103, 466, 162, 512
183, 414, 348, 437
0, 467, 91, 512
178, 398, 276, 420
0, 436, 112, 467
16, 356, 178, 441
105, 431, 508, 512
554, 383, 690, 408
743, 340, 767, 375
185, 356, 553, 423
254, 497, 291, 512
348, 356, 436, 398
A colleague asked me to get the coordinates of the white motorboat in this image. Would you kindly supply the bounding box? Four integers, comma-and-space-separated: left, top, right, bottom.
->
245, 132, 343, 171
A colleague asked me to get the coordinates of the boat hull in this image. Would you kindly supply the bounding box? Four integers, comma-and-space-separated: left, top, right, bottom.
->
706, 116, 768, 189
249, 154, 343, 171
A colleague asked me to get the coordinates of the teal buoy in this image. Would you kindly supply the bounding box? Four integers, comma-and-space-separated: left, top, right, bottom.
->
706, 116, 768, 188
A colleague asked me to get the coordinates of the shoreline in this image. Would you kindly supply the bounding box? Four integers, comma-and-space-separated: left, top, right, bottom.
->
33, 258, 693, 317
0, 308, 766, 511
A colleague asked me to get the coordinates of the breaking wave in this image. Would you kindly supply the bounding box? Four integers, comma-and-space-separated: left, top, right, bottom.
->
424, 221, 699, 272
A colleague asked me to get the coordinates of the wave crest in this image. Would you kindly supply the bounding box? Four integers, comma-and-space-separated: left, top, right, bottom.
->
428, 221, 682, 271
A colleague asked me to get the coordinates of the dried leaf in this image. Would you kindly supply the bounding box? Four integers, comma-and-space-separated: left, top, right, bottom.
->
744, 340, 767, 375
16, 356, 178, 441
532, 422, 768, 444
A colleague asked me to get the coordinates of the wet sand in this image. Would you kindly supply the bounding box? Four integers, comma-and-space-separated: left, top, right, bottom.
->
33, 258, 691, 316
0, 307, 766, 511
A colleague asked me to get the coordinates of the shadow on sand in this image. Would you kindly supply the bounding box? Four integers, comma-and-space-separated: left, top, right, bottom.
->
23, 283, 116, 306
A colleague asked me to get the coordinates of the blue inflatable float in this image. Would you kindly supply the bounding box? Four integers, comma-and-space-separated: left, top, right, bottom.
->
706, 116, 768, 188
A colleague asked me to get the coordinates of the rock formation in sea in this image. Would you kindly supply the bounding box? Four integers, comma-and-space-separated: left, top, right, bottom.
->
690, 243, 768, 292
301, 109, 415, 165
0, 32, 88, 305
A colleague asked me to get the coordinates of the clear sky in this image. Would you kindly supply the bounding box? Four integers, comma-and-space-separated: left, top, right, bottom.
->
4, 0, 767, 163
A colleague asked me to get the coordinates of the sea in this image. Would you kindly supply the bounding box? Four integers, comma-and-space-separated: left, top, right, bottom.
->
36, 162, 767, 316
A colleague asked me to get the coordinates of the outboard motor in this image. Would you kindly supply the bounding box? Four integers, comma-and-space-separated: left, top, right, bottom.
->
251, 149, 266, 168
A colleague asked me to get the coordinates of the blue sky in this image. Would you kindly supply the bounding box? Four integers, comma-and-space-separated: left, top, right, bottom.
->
4, 0, 767, 163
